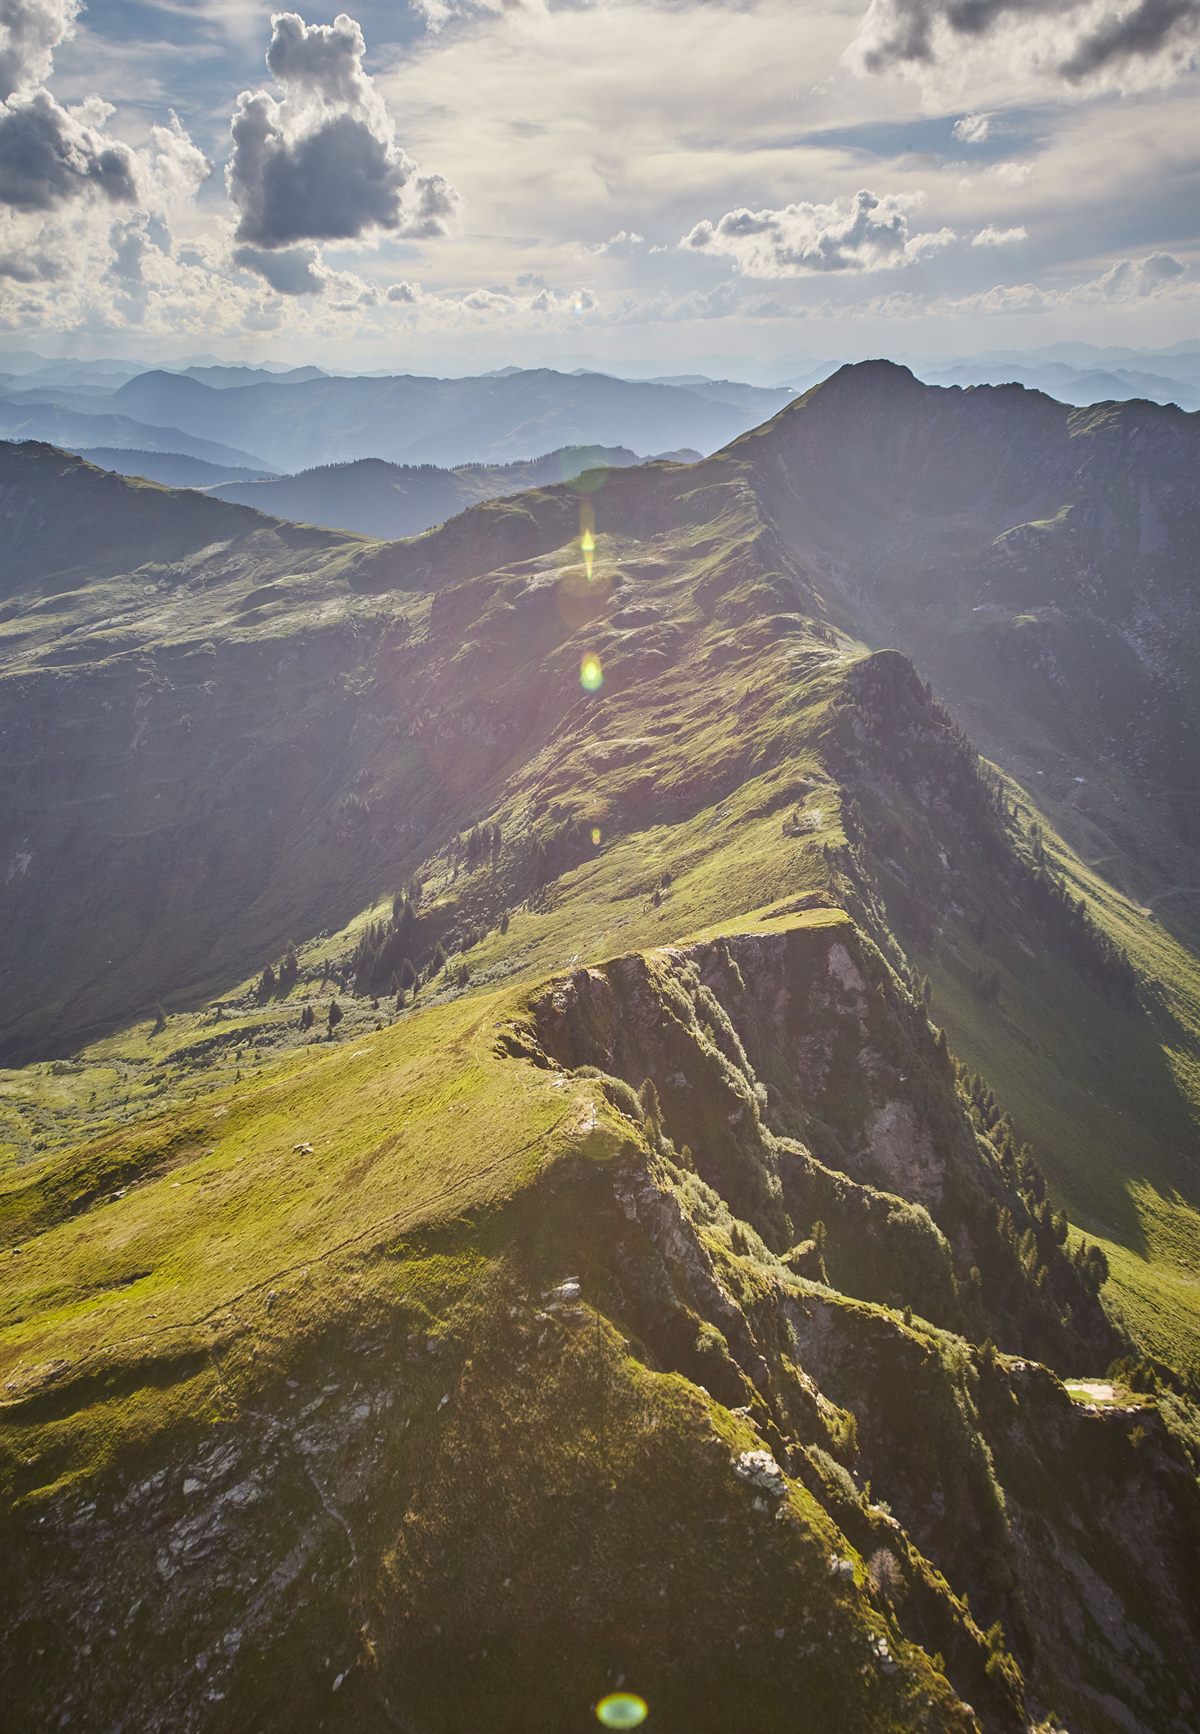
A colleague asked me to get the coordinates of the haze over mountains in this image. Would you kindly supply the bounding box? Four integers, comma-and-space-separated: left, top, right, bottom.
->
202, 447, 698, 540
2, 361, 1198, 1734
0, 364, 792, 474
1, 343, 1196, 484
63, 445, 694, 537
0, 395, 277, 473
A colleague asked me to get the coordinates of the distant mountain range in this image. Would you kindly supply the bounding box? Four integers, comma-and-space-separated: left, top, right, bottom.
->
919, 357, 1199, 412
201, 446, 697, 538
2, 346, 1195, 486
102, 368, 794, 470
175, 364, 329, 390
547, 339, 1200, 394
0, 364, 788, 473
0, 398, 277, 472
74, 443, 700, 536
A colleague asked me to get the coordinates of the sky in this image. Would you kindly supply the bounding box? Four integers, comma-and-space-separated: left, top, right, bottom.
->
0, 0, 1197, 374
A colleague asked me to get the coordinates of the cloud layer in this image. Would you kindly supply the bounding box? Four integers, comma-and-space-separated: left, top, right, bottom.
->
0, 2, 1194, 360
850, 0, 1200, 92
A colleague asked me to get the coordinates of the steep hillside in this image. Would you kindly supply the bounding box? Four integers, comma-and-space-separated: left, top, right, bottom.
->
76, 449, 274, 488
0, 443, 340, 593
738, 364, 1200, 887
1, 371, 1197, 1733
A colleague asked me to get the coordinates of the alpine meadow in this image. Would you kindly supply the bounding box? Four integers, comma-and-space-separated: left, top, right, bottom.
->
0, 4, 1198, 1733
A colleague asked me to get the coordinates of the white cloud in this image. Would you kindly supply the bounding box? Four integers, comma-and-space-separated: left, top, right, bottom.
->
399, 280, 600, 324
1082, 248, 1187, 299
1, 2, 1193, 359
681, 189, 954, 276
0, 0, 209, 296
227, 11, 458, 266
953, 111, 991, 142
411, 0, 546, 29
0, 0, 79, 102
588, 228, 644, 255
972, 224, 1027, 246
147, 112, 210, 208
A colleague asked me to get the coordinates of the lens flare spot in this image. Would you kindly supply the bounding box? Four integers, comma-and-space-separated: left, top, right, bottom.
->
579, 500, 596, 579
596, 1694, 648, 1728
580, 653, 603, 692
591, 825, 602, 846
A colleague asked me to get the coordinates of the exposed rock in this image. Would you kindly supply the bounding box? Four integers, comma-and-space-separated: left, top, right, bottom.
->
733, 1450, 788, 1499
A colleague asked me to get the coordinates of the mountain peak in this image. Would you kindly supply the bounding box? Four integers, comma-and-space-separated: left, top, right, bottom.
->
812, 358, 922, 400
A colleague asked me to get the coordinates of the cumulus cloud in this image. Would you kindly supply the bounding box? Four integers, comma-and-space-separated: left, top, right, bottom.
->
0, 0, 207, 232
531, 283, 597, 313
953, 111, 991, 142
680, 189, 954, 276
589, 228, 644, 254
386, 278, 421, 302
227, 11, 458, 261
1084, 248, 1186, 298
848, 0, 1200, 93
0, 0, 213, 325
972, 223, 1027, 245
0, 0, 78, 102
0, 96, 208, 275
0, 88, 137, 210
426, 281, 599, 320
147, 111, 209, 207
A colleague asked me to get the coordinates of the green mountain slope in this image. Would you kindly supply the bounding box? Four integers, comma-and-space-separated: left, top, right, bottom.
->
1, 370, 1197, 1733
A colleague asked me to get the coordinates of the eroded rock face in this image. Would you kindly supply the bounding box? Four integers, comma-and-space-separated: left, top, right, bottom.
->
532, 920, 1002, 1313
864, 1100, 942, 1210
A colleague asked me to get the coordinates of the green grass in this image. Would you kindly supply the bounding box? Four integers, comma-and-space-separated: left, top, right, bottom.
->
907, 785, 1200, 1371
0, 982, 632, 1496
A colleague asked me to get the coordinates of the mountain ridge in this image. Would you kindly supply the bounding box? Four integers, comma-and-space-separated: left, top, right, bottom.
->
0, 363, 1197, 1734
